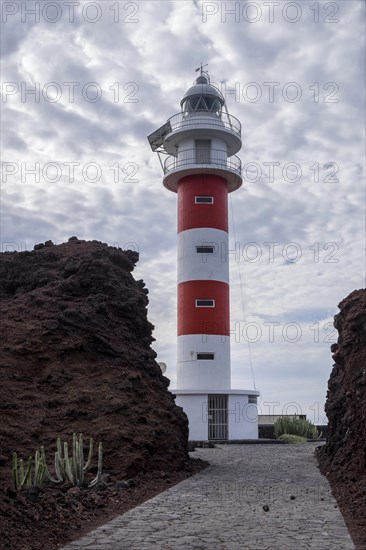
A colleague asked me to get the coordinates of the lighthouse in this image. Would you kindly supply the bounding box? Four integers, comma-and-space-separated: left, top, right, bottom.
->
148, 69, 259, 441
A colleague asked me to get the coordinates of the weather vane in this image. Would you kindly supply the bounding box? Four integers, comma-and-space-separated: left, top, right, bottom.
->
195, 62, 208, 76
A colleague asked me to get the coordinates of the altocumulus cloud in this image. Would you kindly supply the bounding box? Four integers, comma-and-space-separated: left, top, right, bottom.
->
1, 0, 365, 423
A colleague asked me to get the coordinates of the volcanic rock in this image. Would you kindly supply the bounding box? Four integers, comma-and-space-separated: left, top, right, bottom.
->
0, 238, 189, 483
317, 288, 366, 546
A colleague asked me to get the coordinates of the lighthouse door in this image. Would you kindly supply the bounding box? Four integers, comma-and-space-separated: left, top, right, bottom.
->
195, 139, 211, 164
208, 395, 228, 440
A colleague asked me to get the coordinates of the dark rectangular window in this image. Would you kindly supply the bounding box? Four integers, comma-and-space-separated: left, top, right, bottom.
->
197, 353, 215, 360
196, 246, 214, 254
195, 196, 214, 204
248, 395, 257, 404
195, 299, 215, 307
195, 139, 211, 163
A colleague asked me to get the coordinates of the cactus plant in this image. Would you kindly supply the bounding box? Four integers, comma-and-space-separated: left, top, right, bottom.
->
88, 441, 103, 488
12, 450, 45, 490
12, 434, 103, 490
42, 433, 103, 488
33, 449, 46, 485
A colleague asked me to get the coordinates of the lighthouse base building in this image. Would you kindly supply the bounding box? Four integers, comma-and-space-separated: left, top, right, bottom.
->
174, 390, 259, 441
148, 71, 259, 441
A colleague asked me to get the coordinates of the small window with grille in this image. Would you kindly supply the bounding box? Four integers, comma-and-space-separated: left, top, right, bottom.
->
197, 353, 215, 360
248, 395, 257, 404
196, 245, 214, 254
195, 299, 215, 307
195, 196, 214, 204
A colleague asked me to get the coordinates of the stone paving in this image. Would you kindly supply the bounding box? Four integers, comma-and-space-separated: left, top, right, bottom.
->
61, 443, 354, 549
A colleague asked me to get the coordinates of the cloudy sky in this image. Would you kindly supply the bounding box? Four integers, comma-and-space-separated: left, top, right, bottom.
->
1, 0, 365, 424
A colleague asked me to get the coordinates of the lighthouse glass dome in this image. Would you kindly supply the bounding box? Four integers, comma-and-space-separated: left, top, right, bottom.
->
180, 75, 224, 115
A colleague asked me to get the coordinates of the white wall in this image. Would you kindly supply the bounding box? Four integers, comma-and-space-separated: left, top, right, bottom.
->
175, 394, 209, 440
177, 334, 231, 390
175, 392, 259, 441
228, 395, 258, 439
178, 227, 229, 284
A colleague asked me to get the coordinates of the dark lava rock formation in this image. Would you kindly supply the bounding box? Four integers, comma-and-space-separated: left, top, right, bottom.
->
0, 238, 189, 484
317, 289, 366, 547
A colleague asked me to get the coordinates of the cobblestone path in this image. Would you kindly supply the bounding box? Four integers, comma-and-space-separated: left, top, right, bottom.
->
61, 443, 354, 549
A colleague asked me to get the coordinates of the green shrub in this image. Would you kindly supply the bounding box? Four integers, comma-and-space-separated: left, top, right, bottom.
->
278, 434, 307, 444
274, 417, 321, 439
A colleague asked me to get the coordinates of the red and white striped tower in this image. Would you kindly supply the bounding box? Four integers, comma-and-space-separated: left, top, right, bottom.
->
148, 70, 259, 441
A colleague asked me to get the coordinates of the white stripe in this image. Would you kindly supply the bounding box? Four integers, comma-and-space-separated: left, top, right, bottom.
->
177, 334, 231, 390
178, 228, 229, 284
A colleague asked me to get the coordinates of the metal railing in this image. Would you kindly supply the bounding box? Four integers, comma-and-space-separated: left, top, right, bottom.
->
163, 148, 242, 176
166, 110, 241, 137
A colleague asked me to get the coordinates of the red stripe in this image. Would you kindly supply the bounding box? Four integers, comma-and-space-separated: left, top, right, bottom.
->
178, 174, 228, 233
178, 280, 230, 336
